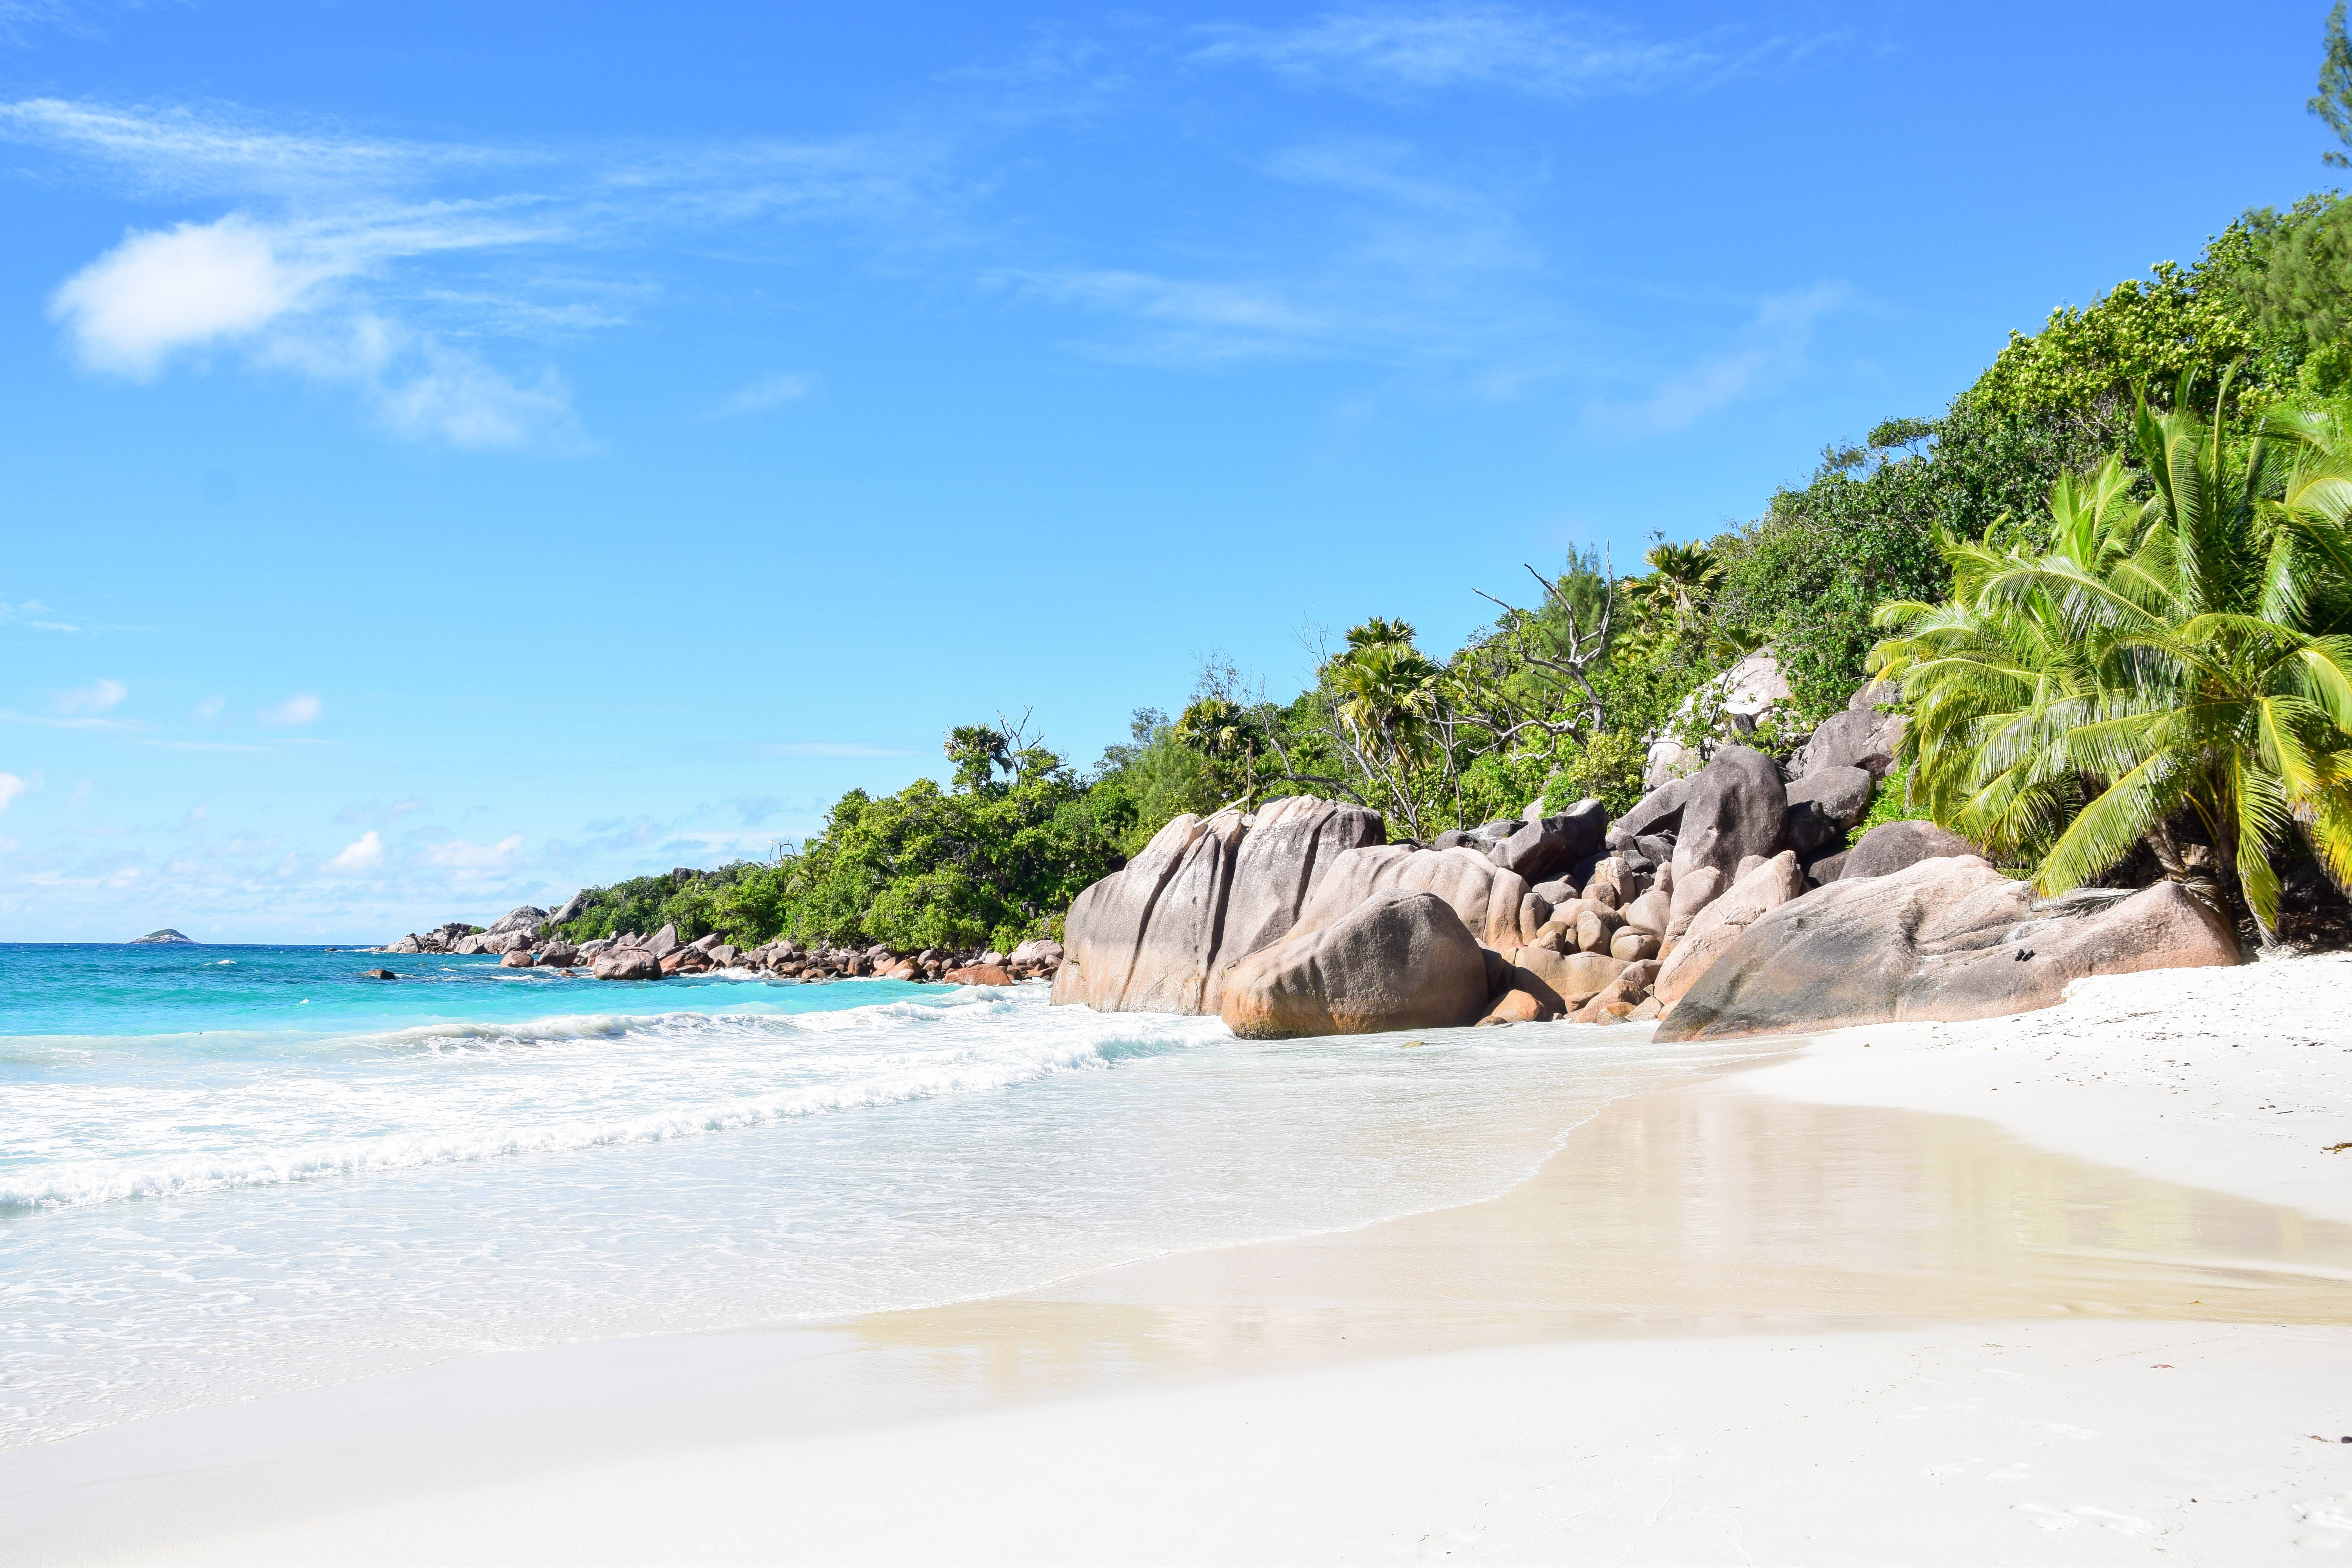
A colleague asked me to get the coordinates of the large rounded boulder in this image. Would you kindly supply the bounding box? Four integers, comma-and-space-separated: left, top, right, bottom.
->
1654, 857, 2239, 1041
590, 948, 662, 981
1784, 766, 1875, 856
1670, 746, 1787, 882
1842, 819, 1980, 880
1220, 888, 1491, 1039
1053, 796, 1385, 1016
1285, 844, 1537, 953
1796, 684, 1907, 780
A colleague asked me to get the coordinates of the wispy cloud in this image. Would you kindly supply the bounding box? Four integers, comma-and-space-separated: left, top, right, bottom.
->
0, 708, 135, 731
423, 834, 523, 871
50, 217, 588, 448
4, 97, 944, 448
1585, 282, 1849, 438
0, 0, 84, 47
258, 692, 322, 726
712, 371, 815, 417
0, 24, 1843, 454
0, 773, 27, 814
1195, 5, 1830, 99
1004, 268, 1334, 365
54, 677, 126, 715
0, 599, 79, 632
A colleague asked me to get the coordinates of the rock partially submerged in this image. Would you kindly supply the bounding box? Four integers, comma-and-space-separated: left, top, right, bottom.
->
1220, 888, 1490, 1039
590, 947, 662, 981
129, 928, 193, 944
1653, 858, 2240, 1042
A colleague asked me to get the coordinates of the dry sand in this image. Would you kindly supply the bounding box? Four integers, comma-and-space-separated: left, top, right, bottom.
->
5, 955, 2350, 1564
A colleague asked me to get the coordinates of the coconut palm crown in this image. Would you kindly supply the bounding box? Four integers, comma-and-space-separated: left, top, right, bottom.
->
1869, 376, 2352, 938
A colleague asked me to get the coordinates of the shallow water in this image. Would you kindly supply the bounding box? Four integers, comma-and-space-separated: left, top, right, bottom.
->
0, 943, 1741, 1446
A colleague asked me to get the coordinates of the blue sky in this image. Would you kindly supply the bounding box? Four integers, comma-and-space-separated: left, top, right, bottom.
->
0, 0, 2338, 942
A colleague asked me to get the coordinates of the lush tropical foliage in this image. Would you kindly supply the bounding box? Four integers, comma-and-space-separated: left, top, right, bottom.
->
1873, 385, 2352, 935
550, 16, 2352, 955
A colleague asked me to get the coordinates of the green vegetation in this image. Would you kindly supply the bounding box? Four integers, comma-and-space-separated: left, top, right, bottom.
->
558, 719, 1132, 954
1873, 386, 2352, 936
551, 16, 2352, 955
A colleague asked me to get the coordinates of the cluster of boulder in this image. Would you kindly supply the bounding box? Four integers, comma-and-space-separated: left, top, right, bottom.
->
381, 903, 1065, 988
548, 929, 1067, 985
1054, 684, 2243, 1042
384, 894, 589, 956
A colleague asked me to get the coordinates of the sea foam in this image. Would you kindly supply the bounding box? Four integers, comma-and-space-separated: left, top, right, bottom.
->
1, 950, 1715, 1450
1, 989, 1210, 1210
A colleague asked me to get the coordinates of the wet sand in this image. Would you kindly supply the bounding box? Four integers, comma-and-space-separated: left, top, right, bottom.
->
6, 1005, 2349, 1564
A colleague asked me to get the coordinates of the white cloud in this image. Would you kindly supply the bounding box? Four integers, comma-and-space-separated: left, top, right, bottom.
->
259, 692, 322, 726
55, 677, 127, 714
2, 96, 942, 448
322, 830, 383, 873
49, 215, 584, 448
1586, 283, 1849, 438
50, 215, 327, 377
193, 695, 224, 719
423, 834, 523, 870
714, 371, 816, 417
0, 773, 26, 814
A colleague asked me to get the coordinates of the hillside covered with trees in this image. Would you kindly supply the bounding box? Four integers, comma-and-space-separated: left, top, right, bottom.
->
554, 13, 2352, 958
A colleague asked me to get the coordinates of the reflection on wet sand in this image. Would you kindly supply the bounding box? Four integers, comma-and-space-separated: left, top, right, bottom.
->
845, 1080, 2352, 1400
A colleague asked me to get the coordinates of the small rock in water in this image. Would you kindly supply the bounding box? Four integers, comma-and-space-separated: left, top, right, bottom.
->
365, 969, 397, 980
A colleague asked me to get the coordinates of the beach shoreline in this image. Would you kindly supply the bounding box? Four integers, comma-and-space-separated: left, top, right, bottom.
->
5, 960, 2350, 1564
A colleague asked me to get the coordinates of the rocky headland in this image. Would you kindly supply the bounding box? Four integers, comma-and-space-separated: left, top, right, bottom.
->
378, 891, 1065, 987
375, 679, 2270, 1035
1051, 681, 2249, 1041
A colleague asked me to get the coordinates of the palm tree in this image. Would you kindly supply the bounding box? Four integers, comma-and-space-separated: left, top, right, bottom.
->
1872, 378, 2352, 938
1324, 620, 1447, 836
1639, 542, 1722, 623
1174, 695, 1263, 808
1616, 542, 1719, 647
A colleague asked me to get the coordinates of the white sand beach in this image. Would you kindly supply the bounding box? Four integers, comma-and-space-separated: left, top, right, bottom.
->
5, 958, 2350, 1566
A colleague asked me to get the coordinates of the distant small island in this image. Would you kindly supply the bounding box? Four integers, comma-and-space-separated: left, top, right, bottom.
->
129, 929, 194, 945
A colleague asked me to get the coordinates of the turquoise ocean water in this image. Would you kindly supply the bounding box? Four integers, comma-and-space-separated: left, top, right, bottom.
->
1, 942, 1722, 1447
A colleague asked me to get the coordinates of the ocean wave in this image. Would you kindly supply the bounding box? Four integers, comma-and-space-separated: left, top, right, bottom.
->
0, 989, 1220, 1211
3, 1045, 1110, 1210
